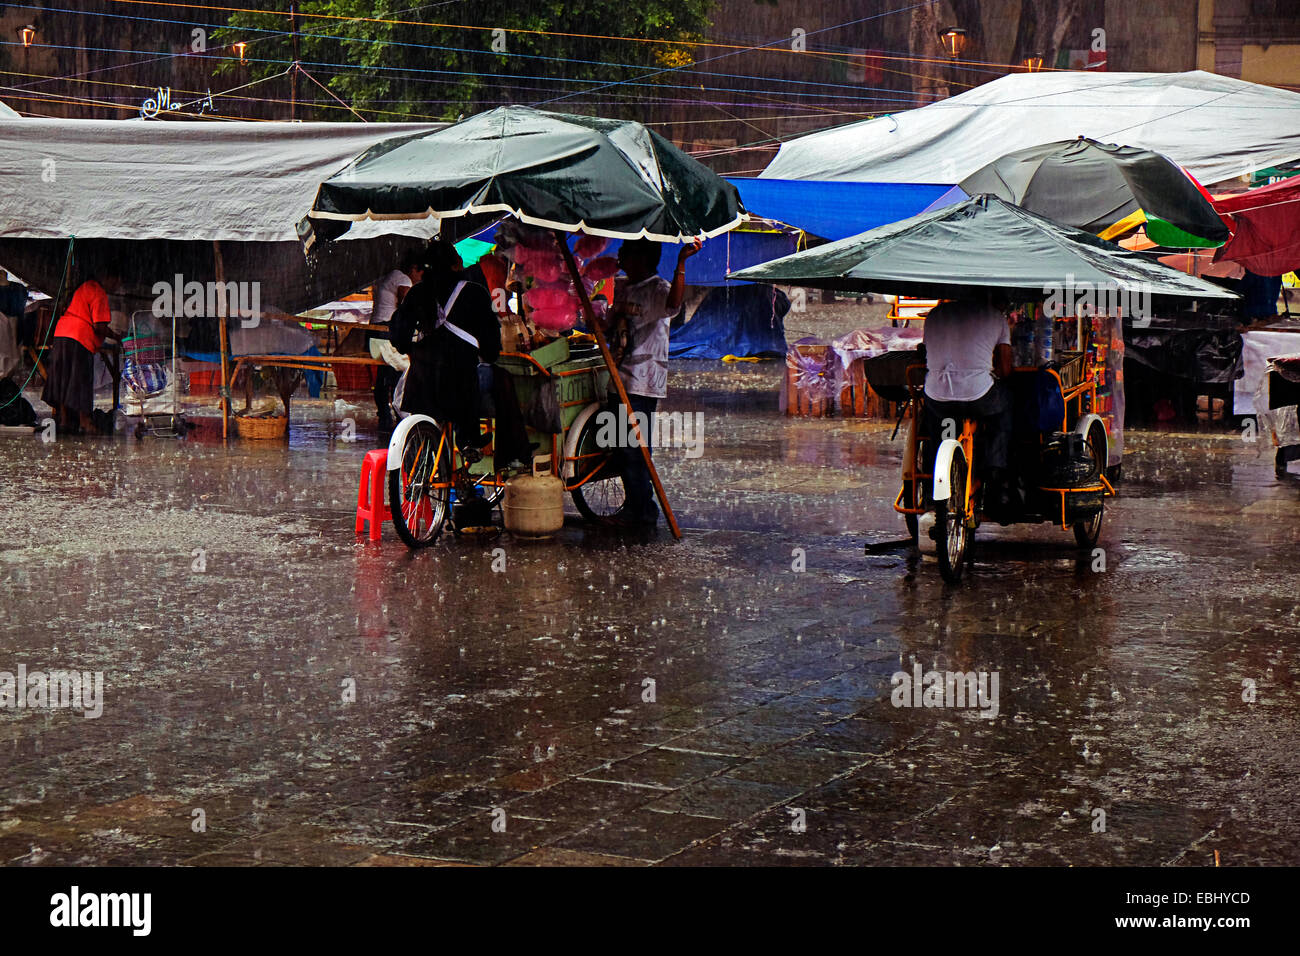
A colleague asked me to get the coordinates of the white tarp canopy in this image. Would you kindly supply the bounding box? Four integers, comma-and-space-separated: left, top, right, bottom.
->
0, 117, 445, 313
0, 118, 444, 242
763, 71, 1300, 188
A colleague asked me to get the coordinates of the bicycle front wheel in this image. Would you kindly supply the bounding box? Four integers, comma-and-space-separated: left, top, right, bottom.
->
389, 420, 452, 549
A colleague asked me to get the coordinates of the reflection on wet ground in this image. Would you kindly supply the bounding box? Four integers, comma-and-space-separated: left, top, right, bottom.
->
2, 363, 1298, 866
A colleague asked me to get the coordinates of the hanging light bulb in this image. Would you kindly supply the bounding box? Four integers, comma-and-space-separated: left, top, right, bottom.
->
1022, 53, 1045, 72
19, 25, 37, 48
233, 41, 248, 64
940, 28, 967, 58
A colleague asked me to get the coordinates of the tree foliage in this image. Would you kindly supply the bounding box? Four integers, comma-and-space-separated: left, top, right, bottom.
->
216, 1, 715, 122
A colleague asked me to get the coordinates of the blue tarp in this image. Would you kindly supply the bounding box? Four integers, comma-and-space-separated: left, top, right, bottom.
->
641, 230, 800, 288
725, 178, 968, 242
465, 184, 965, 283
462, 182, 965, 289
668, 285, 789, 359
468, 224, 800, 287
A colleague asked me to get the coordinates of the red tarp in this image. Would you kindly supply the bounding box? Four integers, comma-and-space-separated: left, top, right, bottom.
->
1213, 178, 1300, 277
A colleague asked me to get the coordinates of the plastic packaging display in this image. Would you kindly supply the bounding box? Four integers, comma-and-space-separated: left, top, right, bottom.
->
1037, 313, 1054, 366
1012, 316, 1035, 367
1255, 372, 1300, 451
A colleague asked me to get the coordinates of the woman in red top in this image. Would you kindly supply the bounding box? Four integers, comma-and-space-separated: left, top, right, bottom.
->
41, 264, 122, 434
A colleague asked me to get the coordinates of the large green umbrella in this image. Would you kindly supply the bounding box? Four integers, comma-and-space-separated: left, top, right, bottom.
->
730, 195, 1237, 303
305, 106, 749, 541
959, 137, 1230, 248
305, 105, 745, 243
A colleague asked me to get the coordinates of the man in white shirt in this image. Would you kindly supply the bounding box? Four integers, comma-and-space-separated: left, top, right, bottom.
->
370, 251, 423, 432
599, 237, 699, 527
922, 294, 1015, 509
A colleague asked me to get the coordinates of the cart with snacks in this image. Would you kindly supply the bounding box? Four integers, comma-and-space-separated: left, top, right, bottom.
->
304, 106, 750, 545
386, 335, 625, 547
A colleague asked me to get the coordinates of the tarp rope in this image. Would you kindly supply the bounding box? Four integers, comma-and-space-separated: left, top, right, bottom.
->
0, 235, 76, 413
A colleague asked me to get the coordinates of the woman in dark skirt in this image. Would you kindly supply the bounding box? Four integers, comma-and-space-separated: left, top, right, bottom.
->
41, 264, 121, 434
391, 240, 502, 459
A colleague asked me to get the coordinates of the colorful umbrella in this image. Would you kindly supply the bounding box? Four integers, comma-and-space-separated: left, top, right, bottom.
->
959, 137, 1231, 248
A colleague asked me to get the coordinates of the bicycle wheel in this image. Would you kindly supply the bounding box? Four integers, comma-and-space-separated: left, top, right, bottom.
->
934, 451, 970, 584
389, 420, 452, 548
1072, 421, 1107, 549
568, 414, 627, 523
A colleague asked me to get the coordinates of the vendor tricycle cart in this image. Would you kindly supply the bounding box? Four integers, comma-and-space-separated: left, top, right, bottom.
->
385, 336, 626, 548
890, 347, 1115, 583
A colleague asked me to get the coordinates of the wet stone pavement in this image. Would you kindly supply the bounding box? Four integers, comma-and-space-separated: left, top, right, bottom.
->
2, 363, 1299, 867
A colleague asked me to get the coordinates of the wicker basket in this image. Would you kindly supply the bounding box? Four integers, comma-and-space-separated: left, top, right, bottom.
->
235, 413, 288, 440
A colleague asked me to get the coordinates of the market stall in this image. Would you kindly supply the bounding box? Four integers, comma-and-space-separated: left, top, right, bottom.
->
732, 195, 1237, 462
0, 116, 446, 437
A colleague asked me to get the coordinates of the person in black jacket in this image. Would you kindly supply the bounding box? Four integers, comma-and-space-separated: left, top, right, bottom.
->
390, 239, 500, 461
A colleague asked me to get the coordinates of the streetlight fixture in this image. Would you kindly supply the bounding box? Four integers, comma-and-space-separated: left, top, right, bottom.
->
1021, 53, 1045, 72
940, 28, 967, 58
233, 41, 248, 64
18, 25, 37, 48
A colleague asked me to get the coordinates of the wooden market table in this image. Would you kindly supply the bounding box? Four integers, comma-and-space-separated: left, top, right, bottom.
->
217, 314, 388, 440
220, 352, 387, 439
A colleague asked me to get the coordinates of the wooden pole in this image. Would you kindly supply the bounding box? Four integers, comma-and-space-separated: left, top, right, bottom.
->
289, 2, 299, 121
555, 232, 682, 539
214, 241, 231, 440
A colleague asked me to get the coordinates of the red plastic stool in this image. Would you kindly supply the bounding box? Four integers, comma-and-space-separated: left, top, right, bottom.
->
356, 449, 391, 542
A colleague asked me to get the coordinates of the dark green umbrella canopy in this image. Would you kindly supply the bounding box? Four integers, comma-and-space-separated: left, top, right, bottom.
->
730, 195, 1237, 302
959, 137, 1230, 247
306, 106, 746, 243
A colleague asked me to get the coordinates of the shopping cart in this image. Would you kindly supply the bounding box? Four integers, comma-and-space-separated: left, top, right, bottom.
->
122, 309, 186, 438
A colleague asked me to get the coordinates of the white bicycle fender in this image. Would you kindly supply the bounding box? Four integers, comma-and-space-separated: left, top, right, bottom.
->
932, 438, 963, 502
386, 414, 439, 470
561, 402, 604, 479
1073, 414, 1109, 469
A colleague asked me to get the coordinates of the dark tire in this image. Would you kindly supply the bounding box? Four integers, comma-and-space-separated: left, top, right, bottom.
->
568, 414, 626, 523
934, 451, 970, 583
1073, 421, 1107, 549
389, 419, 452, 549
